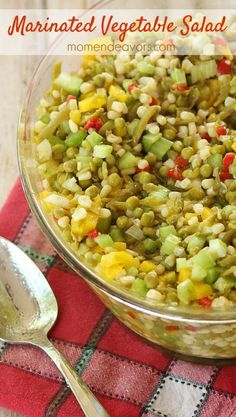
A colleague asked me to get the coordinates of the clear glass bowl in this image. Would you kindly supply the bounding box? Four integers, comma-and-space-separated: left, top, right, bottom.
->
18, 3, 236, 364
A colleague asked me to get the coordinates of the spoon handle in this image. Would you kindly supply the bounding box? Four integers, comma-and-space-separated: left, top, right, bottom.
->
40, 337, 111, 417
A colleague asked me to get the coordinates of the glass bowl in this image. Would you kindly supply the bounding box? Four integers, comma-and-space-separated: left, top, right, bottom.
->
18, 4, 236, 364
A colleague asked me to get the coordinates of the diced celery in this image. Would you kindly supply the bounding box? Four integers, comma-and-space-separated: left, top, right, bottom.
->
191, 60, 217, 84
142, 133, 162, 152
128, 119, 139, 137
191, 263, 207, 281
176, 258, 191, 272
93, 145, 113, 158
97, 216, 112, 233
78, 243, 89, 256
137, 61, 155, 76
177, 279, 195, 304
86, 131, 103, 147
54, 72, 82, 95
48, 135, 66, 146
118, 152, 137, 169
65, 130, 87, 147
160, 234, 181, 256
170, 68, 187, 85
205, 267, 221, 284
214, 277, 235, 294
192, 250, 215, 269
207, 154, 222, 168
76, 156, 92, 168
126, 224, 144, 240
131, 278, 148, 296
187, 236, 205, 255
209, 239, 227, 259
95, 234, 114, 248
150, 137, 172, 160
150, 185, 169, 200
159, 225, 177, 243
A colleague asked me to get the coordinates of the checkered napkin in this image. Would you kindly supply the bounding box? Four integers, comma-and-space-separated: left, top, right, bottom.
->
1, 180, 236, 417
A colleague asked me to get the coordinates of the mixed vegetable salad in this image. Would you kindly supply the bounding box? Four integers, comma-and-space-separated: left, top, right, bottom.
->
34, 51, 236, 310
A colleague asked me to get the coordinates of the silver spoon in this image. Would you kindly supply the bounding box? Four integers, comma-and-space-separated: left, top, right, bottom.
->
0, 236, 110, 417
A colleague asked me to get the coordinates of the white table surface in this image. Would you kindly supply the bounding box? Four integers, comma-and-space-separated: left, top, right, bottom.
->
0, 0, 232, 415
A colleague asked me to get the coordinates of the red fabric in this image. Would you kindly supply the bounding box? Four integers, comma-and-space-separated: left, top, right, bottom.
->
1, 180, 236, 417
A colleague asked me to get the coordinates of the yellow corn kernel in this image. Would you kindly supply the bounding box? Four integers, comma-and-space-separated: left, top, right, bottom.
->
79, 94, 106, 113
232, 141, 236, 152
114, 242, 127, 251
90, 245, 104, 255
140, 261, 156, 273
98, 251, 135, 281
185, 213, 197, 221
69, 110, 81, 125
109, 85, 127, 102
82, 54, 96, 66
71, 212, 98, 239
99, 264, 124, 281
192, 282, 213, 299
201, 208, 213, 220
178, 268, 192, 282
159, 274, 166, 283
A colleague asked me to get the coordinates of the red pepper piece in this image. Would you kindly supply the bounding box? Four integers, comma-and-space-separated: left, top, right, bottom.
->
150, 97, 158, 106
84, 117, 103, 132
67, 95, 77, 102
198, 297, 212, 308
217, 59, 231, 75
216, 125, 227, 136
167, 168, 183, 181
87, 229, 99, 238
166, 325, 179, 331
200, 132, 211, 142
219, 170, 233, 181
223, 153, 235, 170
176, 84, 189, 92
175, 156, 189, 170
128, 82, 139, 93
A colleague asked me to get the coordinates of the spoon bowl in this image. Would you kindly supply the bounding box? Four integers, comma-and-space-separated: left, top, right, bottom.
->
0, 236, 110, 417
0, 237, 57, 343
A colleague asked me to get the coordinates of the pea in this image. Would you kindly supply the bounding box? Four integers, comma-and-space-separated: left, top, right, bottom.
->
133, 207, 143, 218
136, 172, 155, 184
200, 164, 213, 178
127, 267, 139, 276
181, 147, 194, 159
117, 216, 129, 229
108, 172, 122, 187
106, 154, 116, 166
163, 128, 176, 140
126, 196, 139, 210
143, 238, 159, 254
144, 273, 158, 289
143, 227, 155, 236
141, 212, 154, 227
63, 159, 77, 172
159, 166, 168, 176
79, 179, 92, 189
172, 141, 183, 152
66, 147, 78, 158
85, 237, 96, 248
183, 169, 193, 179
145, 153, 157, 165
211, 145, 225, 155
110, 228, 125, 242
85, 185, 99, 198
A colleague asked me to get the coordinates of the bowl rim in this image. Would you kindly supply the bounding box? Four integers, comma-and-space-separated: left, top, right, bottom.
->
17, 6, 236, 324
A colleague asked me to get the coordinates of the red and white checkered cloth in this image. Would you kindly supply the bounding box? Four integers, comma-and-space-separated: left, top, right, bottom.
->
1, 179, 236, 417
